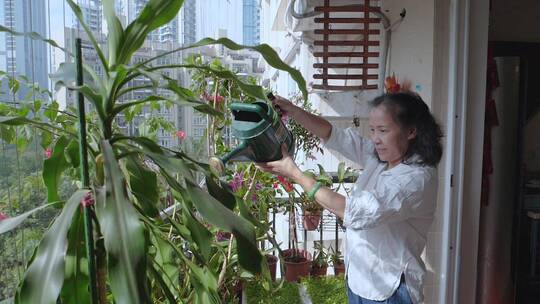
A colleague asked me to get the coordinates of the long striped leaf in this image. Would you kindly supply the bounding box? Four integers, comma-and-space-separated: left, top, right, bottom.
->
118, 0, 185, 65
0, 203, 57, 234
15, 190, 89, 304
139, 37, 308, 100
60, 208, 90, 304
96, 140, 149, 304
42, 136, 71, 202
0, 25, 69, 55
65, 0, 109, 72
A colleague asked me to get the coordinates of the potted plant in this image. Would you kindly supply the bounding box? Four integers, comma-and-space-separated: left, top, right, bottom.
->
281, 188, 312, 282
310, 242, 328, 277
329, 247, 345, 276
0, 0, 309, 302
299, 193, 323, 231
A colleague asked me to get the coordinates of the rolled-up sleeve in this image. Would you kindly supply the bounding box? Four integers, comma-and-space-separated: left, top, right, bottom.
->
323, 123, 375, 168
343, 170, 435, 230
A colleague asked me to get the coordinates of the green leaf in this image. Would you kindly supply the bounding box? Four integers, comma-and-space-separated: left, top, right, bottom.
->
44, 101, 59, 121
65, 0, 109, 72
337, 162, 346, 182
15, 190, 89, 304
0, 25, 69, 54
118, 0, 185, 64
0, 203, 58, 234
43, 136, 71, 202
0, 125, 15, 142
65, 140, 81, 169
60, 208, 90, 304
184, 180, 262, 274
142, 37, 308, 101
180, 209, 213, 262
148, 262, 178, 304
205, 175, 236, 210
0, 116, 33, 126
50, 63, 103, 111
103, 0, 124, 67
125, 156, 159, 218
96, 140, 149, 304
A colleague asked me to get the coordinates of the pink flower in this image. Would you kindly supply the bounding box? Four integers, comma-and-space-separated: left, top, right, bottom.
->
0, 212, 8, 221
44, 148, 52, 158
175, 130, 186, 139
201, 92, 224, 104
272, 182, 279, 189
80, 192, 95, 207
228, 171, 245, 192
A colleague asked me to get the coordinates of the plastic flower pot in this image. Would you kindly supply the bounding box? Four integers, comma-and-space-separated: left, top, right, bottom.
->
302, 210, 322, 231
283, 249, 312, 282
266, 254, 278, 281
333, 261, 345, 276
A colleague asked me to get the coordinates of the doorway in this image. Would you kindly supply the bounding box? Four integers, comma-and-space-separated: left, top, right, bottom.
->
477, 41, 540, 304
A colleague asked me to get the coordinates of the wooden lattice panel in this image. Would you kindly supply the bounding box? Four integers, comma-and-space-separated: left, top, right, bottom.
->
312, 0, 382, 91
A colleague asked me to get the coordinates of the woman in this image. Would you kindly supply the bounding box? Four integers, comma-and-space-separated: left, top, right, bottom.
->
257, 92, 443, 304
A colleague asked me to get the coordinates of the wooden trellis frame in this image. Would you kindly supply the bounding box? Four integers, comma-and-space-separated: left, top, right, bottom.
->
312, 0, 382, 91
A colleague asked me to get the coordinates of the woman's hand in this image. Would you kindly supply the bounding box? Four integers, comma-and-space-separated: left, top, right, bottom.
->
256, 145, 303, 181
271, 95, 298, 118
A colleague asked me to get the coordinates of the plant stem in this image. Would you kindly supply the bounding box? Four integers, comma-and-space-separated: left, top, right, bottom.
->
217, 235, 234, 289
76, 38, 99, 304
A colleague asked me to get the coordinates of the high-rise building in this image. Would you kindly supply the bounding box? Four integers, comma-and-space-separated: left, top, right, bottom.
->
242, 0, 260, 45
75, 0, 103, 33
129, 0, 196, 44
1, 0, 48, 100
180, 0, 196, 44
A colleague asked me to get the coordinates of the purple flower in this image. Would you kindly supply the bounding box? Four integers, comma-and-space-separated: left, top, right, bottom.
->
229, 171, 244, 192
255, 182, 263, 191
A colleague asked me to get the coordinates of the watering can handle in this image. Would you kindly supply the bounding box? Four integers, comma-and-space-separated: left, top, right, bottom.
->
229, 103, 271, 122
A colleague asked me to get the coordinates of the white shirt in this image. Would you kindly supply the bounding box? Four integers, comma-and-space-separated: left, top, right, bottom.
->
324, 124, 438, 304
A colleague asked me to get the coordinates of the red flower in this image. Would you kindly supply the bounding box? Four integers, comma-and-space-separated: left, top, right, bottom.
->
277, 175, 294, 193
384, 73, 401, 93
44, 148, 52, 159
0, 212, 8, 221
272, 182, 279, 189
174, 130, 186, 139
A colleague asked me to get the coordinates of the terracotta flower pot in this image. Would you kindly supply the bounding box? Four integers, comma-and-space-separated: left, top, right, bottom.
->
334, 261, 345, 276
310, 265, 328, 277
266, 254, 278, 281
283, 249, 312, 282
302, 210, 322, 231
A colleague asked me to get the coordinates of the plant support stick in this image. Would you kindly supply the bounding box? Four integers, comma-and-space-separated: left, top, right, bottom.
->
76, 38, 99, 304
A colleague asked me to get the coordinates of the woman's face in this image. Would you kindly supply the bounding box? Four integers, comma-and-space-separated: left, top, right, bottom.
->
368, 105, 416, 168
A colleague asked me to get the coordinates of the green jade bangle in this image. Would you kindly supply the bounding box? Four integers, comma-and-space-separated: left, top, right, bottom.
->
307, 181, 322, 200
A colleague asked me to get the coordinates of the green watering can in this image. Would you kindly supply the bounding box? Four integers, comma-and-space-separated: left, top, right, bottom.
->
209, 101, 295, 174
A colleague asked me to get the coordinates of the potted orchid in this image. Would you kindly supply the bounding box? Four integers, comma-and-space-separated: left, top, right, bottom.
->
310, 242, 329, 277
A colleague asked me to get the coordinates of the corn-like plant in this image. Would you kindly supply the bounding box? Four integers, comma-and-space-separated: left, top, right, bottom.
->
0, 0, 307, 303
